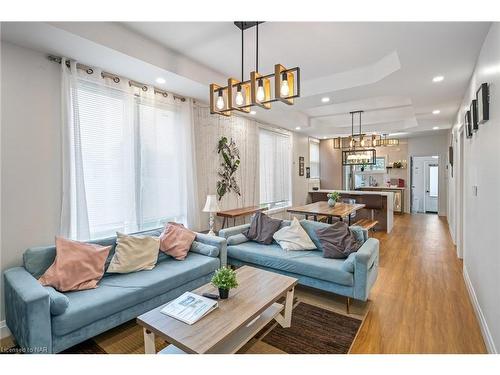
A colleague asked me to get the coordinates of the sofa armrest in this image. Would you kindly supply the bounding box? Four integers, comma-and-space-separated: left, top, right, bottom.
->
353, 238, 379, 301
218, 224, 250, 239
3, 267, 52, 353
194, 233, 227, 267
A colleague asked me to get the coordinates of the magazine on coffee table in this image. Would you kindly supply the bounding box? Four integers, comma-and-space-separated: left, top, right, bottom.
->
160, 292, 218, 325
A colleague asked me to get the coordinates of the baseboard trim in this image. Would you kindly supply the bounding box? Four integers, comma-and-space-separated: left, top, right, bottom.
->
463, 266, 497, 353
0, 320, 11, 340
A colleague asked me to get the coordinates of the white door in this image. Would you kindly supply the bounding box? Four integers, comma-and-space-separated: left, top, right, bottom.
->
425, 163, 439, 213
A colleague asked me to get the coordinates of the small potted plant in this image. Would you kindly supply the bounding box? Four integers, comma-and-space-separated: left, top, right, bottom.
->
211, 266, 238, 299
327, 191, 340, 207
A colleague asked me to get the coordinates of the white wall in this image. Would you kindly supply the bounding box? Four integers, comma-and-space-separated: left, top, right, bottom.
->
407, 132, 449, 216
448, 23, 500, 353
1, 42, 62, 322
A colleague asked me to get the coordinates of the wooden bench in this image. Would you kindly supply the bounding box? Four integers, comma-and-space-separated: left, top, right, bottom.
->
353, 218, 378, 231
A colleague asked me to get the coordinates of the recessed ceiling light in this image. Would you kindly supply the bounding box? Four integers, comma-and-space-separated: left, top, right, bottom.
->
155, 77, 166, 84
323, 136, 327, 139
295, 127, 301, 130
321, 97, 330, 103
432, 75, 444, 83
433, 126, 440, 130
432, 110, 441, 115
250, 110, 256, 115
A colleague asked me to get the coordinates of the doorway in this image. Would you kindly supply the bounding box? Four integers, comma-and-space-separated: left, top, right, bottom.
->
411, 156, 439, 214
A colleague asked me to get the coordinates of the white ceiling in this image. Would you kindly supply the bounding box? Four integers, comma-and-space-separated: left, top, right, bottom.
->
1, 22, 491, 138
124, 22, 491, 137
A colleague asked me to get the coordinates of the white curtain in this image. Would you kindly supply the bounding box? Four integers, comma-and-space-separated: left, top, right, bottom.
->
259, 128, 291, 205
60, 60, 199, 240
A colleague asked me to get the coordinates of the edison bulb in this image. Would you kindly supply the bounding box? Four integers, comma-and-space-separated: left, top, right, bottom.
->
256, 85, 265, 101
235, 90, 244, 106
216, 95, 225, 110
280, 79, 290, 97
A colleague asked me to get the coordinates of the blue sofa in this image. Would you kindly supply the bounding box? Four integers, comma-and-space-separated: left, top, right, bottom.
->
219, 219, 378, 302
3, 228, 227, 353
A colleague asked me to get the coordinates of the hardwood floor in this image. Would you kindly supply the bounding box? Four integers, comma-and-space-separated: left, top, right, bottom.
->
349, 213, 486, 353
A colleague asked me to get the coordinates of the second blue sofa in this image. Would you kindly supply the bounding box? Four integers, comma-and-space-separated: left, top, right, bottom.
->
219, 219, 378, 302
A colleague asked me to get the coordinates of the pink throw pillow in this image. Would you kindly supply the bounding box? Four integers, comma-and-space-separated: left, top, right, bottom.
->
159, 222, 196, 260
38, 236, 111, 292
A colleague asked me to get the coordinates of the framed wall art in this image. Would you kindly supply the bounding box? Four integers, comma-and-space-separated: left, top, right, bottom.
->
476, 82, 489, 125
470, 99, 478, 132
465, 110, 472, 138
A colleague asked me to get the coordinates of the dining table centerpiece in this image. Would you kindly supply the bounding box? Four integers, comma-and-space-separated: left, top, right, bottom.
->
327, 191, 341, 207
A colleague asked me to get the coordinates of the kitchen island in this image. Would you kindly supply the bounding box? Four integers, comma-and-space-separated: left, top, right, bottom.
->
308, 189, 394, 233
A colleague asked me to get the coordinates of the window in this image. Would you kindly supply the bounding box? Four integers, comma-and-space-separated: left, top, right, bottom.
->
259, 128, 292, 209
68, 79, 191, 240
428, 165, 439, 197
309, 139, 320, 179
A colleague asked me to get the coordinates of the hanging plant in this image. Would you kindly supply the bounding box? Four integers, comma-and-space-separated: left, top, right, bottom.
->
216, 137, 241, 201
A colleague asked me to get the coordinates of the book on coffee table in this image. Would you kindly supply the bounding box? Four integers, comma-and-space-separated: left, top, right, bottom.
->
160, 292, 218, 325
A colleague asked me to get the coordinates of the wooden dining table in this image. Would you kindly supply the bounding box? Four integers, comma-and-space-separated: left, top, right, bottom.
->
287, 201, 366, 225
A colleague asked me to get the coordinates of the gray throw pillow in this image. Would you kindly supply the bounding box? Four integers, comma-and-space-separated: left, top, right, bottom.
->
316, 221, 362, 259
243, 212, 283, 245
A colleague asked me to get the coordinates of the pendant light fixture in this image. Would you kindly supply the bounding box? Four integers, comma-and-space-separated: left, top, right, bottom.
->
333, 111, 399, 150
210, 22, 301, 116
342, 110, 377, 166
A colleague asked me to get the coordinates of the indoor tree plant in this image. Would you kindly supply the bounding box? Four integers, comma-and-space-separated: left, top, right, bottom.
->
327, 191, 340, 207
216, 137, 241, 201
211, 266, 238, 299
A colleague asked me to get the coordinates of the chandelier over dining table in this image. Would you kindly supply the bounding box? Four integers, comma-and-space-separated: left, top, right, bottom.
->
210, 22, 301, 117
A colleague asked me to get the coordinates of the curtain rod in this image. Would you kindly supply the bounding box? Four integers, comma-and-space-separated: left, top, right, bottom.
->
48, 55, 186, 102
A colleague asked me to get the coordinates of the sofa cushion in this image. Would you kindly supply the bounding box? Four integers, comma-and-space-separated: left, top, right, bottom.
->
190, 241, 219, 258
350, 226, 367, 243
227, 242, 353, 286
243, 212, 283, 245
316, 222, 362, 259
52, 253, 219, 336
44, 286, 70, 316
159, 223, 196, 260
273, 217, 317, 251
38, 237, 112, 292
227, 233, 249, 246
106, 233, 160, 273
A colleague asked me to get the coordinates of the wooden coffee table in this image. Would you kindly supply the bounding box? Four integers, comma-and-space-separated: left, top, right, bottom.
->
136, 266, 298, 354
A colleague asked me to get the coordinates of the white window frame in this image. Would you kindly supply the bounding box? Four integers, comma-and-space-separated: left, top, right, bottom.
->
309, 138, 320, 179
258, 125, 293, 211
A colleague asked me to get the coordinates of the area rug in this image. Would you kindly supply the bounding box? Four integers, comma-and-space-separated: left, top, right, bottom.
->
58, 301, 364, 354
256, 302, 363, 354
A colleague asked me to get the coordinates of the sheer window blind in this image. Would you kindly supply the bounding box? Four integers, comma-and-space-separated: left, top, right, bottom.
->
74, 80, 186, 239
309, 140, 320, 179
259, 128, 291, 208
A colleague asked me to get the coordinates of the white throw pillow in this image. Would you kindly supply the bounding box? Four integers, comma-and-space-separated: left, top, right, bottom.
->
106, 233, 160, 273
273, 217, 317, 251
